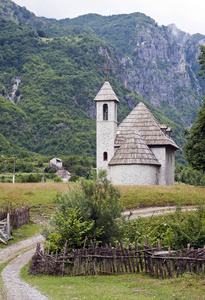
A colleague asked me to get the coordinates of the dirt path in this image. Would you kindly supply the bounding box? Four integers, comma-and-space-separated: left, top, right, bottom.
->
2, 248, 48, 300
0, 235, 47, 300
123, 205, 197, 219
0, 235, 44, 265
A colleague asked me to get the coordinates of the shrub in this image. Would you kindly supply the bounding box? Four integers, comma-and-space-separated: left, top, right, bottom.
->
54, 177, 62, 182
18, 173, 42, 183
43, 170, 124, 251
122, 205, 205, 249
44, 207, 94, 253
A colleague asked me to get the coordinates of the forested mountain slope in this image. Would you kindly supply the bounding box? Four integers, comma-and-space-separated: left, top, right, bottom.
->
1, 1, 205, 127
1, 1, 202, 162
2, 2, 204, 126
54, 13, 205, 127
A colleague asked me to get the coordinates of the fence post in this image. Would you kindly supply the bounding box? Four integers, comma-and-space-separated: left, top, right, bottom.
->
186, 244, 190, 273
6, 213, 11, 238
62, 240, 67, 277
169, 246, 174, 278
202, 246, 205, 274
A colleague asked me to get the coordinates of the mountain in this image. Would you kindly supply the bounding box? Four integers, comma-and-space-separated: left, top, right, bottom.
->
54, 13, 205, 127
1, 2, 205, 127
0, 0, 204, 163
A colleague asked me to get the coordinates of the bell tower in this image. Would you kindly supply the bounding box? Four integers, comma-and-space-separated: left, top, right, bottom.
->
94, 81, 119, 173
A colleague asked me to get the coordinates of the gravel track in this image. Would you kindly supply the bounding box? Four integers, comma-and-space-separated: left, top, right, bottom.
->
2, 248, 48, 300
0, 235, 47, 300
123, 205, 197, 219
0, 235, 44, 264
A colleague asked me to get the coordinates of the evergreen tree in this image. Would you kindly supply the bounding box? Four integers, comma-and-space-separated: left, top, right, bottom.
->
184, 46, 205, 171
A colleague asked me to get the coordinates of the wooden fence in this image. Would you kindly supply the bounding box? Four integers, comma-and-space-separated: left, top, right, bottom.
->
0, 205, 30, 229
29, 241, 205, 278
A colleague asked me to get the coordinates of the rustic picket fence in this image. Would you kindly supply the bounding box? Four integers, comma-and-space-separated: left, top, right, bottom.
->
0, 205, 30, 229
9, 205, 30, 229
29, 240, 205, 278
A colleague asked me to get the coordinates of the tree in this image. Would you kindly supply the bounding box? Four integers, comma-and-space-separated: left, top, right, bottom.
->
184, 46, 205, 171
44, 170, 124, 251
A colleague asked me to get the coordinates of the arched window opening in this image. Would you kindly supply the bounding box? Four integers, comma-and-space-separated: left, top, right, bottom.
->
115, 104, 117, 121
103, 104, 108, 120
103, 152, 108, 161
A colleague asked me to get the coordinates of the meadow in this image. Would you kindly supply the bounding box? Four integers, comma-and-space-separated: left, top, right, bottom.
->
1, 182, 205, 215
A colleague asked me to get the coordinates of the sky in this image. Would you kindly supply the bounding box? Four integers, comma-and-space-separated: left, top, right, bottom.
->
13, 0, 205, 35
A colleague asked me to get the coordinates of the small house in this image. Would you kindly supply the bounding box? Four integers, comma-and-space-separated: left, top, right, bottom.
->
49, 158, 63, 171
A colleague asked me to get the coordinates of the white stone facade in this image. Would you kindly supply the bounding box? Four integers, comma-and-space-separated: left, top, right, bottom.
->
108, 164, 160, 185
151, 147, 175, 185
95, 83, 118, 174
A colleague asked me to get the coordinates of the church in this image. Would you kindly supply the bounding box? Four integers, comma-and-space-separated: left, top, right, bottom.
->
94, 81, 179, 185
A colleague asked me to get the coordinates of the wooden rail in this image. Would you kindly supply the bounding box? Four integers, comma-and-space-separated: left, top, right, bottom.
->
0, 205, 30, 229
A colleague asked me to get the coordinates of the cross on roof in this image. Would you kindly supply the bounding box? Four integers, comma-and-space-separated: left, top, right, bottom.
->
98, 59, 116, 81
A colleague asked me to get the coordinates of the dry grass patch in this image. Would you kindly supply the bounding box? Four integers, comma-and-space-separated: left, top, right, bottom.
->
118, 184, 205, 209
1, 183, 205, 220
0, 183, 69, 220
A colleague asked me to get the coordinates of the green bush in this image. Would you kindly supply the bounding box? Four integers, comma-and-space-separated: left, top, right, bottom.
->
54, 177, 62, 182
44, 207, 94, 253
18, 173, 42, 183
43, 170, 124, 251
122, 205, 205, 249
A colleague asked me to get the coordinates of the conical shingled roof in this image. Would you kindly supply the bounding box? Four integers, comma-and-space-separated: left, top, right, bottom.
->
94, 81, 120, 102
109, 130, 161, 166
115, 102, 179, 149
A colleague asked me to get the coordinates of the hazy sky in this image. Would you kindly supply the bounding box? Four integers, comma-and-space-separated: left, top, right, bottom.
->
13, 0, 205, 35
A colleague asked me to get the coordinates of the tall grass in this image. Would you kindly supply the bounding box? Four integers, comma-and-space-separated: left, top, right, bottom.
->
0, 183, 69, 219
118, 184, 205, 209
1, 183, 205, 220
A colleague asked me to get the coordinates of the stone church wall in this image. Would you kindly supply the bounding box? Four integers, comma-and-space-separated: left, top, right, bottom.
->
151, 146, 175, 185
108, 164, 160, 185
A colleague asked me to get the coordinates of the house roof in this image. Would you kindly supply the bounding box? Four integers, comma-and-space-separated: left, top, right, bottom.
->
56, 170, 71, 178
115, 102, 179, 150
50, 158, 62, 163
94, 81, 120, 103
109, 130, 161, 166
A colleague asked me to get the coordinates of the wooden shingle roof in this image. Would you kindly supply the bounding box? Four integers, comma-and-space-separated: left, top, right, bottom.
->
109, 130, 160, 166
56, 170, 71, 178
115, 102, 179, 149
94, 81, 120, 102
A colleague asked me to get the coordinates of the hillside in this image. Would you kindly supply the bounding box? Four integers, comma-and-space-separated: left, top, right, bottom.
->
0, 1, 202, 162
55, 13, 205, 127
2, 2, 205, 126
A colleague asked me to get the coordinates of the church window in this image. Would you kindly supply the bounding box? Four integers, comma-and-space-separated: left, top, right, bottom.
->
103, 152, 108, 161
103, 104, 108, 120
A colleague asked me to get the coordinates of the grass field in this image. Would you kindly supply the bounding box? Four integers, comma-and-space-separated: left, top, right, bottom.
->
0, 182, 205, 217
0, 182, 68, 220
119, 184, 205, 209
20, 264, 205, 300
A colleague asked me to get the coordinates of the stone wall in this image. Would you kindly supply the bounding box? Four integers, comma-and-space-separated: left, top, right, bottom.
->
108, 164, 160, 185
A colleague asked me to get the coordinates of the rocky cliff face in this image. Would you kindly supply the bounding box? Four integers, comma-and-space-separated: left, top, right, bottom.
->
118, 23, 205, 126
